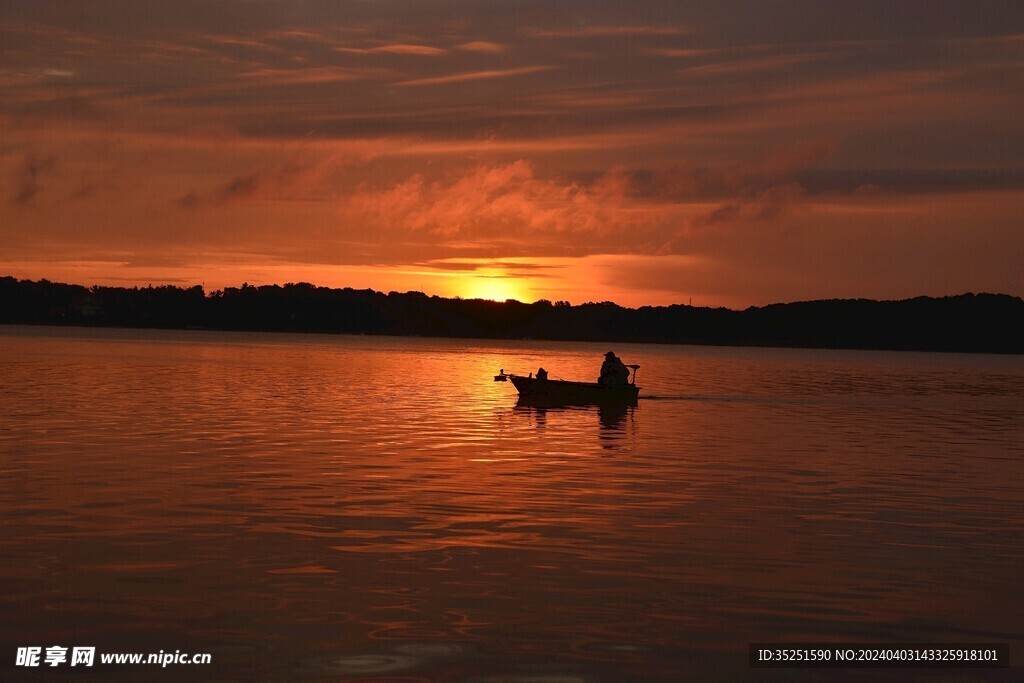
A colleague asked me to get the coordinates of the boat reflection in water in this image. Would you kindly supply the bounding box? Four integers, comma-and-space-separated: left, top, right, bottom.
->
513, 397, 636, 451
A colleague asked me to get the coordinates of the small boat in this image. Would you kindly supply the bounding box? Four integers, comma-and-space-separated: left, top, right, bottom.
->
495, 366, 640, 406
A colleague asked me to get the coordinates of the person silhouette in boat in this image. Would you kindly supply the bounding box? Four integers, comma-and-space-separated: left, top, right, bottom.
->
599, 352, 629, 386
536, 367, 548, 381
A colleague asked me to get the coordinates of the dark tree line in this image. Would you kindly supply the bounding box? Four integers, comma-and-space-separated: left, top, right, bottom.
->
1, 276, 1022, 353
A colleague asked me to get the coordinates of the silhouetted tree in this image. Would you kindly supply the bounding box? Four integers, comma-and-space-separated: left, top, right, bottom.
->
1, 276, 1021, 354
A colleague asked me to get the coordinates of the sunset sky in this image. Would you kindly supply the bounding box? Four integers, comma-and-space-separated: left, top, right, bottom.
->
2, 1, 1022, 308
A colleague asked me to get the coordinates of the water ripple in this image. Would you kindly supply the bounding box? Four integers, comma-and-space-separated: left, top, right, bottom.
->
2, 326, 1023, 681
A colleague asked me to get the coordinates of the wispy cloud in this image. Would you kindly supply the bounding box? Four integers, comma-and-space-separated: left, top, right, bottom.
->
640, 48, 713, 58
456, 41, 506, 53
335, 43, 446, 56
42, 68, 76, 78
197, 33, 279, 50
522, 25, 690, 39
679, 52, 836, 77
393, 65, 555, 87
239, 66, 380, 85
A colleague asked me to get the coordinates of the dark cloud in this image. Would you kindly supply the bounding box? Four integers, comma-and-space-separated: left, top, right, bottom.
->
175, 191, 200, 210
7, 94, 101, 122
795, 169, 1024, 195
175, 163, 323, 210
0, 0, 286, 36
11, 154, 57, 206
218, 174, 259, 202
4, 1, 1022, 167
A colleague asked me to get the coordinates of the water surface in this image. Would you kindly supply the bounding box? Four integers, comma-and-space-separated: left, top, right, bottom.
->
1, 325, 1022, 681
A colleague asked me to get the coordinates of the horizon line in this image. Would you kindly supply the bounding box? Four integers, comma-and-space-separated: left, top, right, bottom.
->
3, 274, 1020, 314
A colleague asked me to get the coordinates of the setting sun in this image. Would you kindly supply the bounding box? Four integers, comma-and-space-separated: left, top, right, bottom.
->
461, 274, 529, 303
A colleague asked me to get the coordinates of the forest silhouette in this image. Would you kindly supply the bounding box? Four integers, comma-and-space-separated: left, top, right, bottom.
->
2, 276, 1021, 354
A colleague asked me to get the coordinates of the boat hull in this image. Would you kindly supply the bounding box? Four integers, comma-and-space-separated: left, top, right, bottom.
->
509, 375, 639, 406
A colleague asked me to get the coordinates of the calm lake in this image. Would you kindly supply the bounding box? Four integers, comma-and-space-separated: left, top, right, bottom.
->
1, 325, 1022, 682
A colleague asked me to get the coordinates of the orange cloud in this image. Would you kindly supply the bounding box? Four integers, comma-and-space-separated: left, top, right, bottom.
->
335, 43, 446, 56
240, 66, 379, 85
456, 41, 506, 53
340, 160, 685, 259
640, 47, 714, 58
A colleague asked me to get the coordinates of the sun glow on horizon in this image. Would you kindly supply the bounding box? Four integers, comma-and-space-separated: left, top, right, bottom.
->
460, 273, 531, 303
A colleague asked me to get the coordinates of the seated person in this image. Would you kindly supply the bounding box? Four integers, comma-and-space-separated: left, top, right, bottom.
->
536, 367, 548, 380
599, 352, 629, 386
